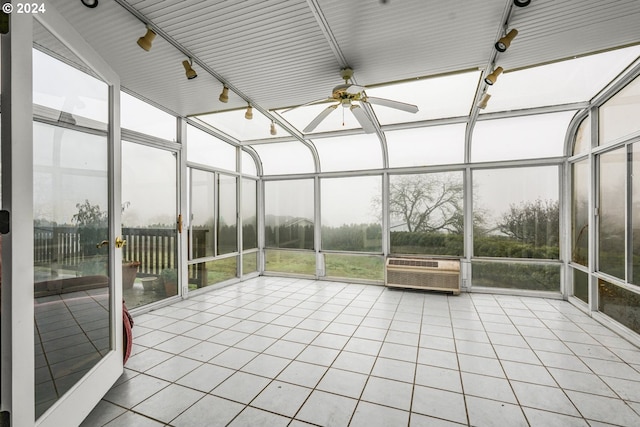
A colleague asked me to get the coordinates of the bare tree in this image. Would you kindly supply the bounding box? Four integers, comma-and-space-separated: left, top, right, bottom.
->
498, 199, 559, 246
386, 174, 464, 233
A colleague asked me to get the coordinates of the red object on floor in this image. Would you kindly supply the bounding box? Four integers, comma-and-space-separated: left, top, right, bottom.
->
123, 301, 134, 363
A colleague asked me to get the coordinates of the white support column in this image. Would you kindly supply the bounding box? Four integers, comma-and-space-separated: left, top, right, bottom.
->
588, 108, 598, 312
178, 117, 189, 296
315, 176, 323, 278
237, 146, 243, 278
1, 9, 35, 425
462, 166, 473, 290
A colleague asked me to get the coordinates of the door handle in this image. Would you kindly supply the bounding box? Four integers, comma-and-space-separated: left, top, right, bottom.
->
97, 238, 126, 248
115, 236, 126, 248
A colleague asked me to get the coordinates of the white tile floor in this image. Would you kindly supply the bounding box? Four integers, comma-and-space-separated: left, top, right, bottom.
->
81, 276, 640, 427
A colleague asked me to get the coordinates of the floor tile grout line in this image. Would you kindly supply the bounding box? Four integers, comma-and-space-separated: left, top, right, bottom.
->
87, 277, 640, 427
522, 295, 630, 409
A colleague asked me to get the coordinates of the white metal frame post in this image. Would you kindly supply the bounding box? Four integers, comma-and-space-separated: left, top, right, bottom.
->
1, 7, 35, 425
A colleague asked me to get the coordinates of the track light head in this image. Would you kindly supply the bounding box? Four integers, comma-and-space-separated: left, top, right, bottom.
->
477, 93, 491, 109
81, 0, 98, 8
182, 59, 197, 80
270, 122, 277, 135
495, 29, 518, 52
245, 105, 253, 120
137, 26, 156, 51
484, 66, 503, 85
513, 0, 531, 7
219, 86, 229, 103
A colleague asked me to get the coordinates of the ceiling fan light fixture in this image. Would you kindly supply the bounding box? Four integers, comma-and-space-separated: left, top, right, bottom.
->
495, 29, 518, 52
513, 0, 531, 7
137, 26, 156, 51
244, 104, 253, 120
270, 121, 277, 135
81, 0, 98, 8
182, 59, 197, 80
219, 86, 229, 103
484, 66, 503, 85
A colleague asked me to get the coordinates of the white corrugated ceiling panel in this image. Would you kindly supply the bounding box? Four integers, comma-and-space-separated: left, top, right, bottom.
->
44, 0, 640, 122
129, 0, 340, 110
319, 0, 507, 85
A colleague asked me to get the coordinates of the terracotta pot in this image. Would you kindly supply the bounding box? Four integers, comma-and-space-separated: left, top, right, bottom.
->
164, 280, 177, 297
122, 261, 140, 289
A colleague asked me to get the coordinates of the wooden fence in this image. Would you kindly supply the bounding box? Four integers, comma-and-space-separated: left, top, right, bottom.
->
34, 226, 208, 286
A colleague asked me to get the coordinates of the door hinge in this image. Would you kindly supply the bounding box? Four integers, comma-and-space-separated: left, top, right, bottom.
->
0, 210, 9, 234
0, 410, 10, 427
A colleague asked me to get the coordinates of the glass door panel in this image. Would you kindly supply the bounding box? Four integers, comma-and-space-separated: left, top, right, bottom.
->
122, 141, 178, 308
31, 12, 122, 426
33, 122, 110, 417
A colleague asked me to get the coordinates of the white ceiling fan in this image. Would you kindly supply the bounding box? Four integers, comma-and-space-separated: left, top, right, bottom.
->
285, 67, 419, 133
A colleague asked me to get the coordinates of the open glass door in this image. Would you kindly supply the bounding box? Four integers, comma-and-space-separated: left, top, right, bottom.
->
30, 9, 123, 427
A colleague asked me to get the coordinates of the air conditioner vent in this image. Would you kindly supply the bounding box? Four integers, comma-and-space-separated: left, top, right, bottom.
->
385, 257, 460, 295
388, 258, 439, 268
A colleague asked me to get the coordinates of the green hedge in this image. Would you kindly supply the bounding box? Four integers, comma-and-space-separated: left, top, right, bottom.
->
473, 261, 561, 292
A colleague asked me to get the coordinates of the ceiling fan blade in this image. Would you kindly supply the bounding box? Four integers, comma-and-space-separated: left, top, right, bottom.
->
350, 104, 377, 134
281, 97, 333, 114
345, 85, 366, 94
303, 104, 338, 133
365, 96, 419, 113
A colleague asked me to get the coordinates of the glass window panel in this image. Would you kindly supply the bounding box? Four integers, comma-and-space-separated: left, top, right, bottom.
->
265, 179, 314, 250
367, 71, 480, 124
241, 150, 258, 176
632, 142, 640, 285
314, 134, 382, 172
188, 257, 238, 289
121, 91, 176, 141
598, 279, 640, 334
33, 124, 108, 239
573, 268, 589, 304
473, 166, 559, 259
598, 147, 626, 279
218, 174, 237, 255
482, 46, 640, 113
242, 179, 258, 250
321, 176, 382, 252
34, 122, 105, 172
122, 142, 178, 308
33, 49, 108, 125
573, 116, 591, 156
196, 109, 286, 141
242, 252, 258, 276
386, 124, 465, 167
571, 159, 589, 266
472, 112, 575, 162
252, 141, 315, 175
390, 172, 464, 256
324, 254, 384, 281
265, 250, 315, 275
189, 169, 215, 259
472, 261, 561, 292
599, 74, 640, 146
186, 124, 236, 170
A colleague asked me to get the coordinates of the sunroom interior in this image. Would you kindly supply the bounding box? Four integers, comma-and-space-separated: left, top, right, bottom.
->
3, 0, 640, 425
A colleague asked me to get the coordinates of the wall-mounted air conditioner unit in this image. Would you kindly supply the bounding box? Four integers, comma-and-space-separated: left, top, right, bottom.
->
385, 257, 461, 295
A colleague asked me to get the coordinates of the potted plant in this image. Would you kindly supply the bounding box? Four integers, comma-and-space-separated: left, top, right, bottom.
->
160, 268, 178, 296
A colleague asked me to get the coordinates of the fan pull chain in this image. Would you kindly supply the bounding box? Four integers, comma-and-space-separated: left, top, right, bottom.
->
342, 106, 345, 126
